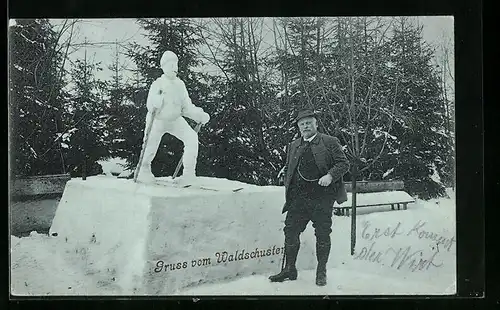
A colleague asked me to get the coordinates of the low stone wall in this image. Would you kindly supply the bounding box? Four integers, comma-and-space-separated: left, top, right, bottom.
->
10, 174, 71, 198
10, 174, 71, 236
11, 198, 61, 236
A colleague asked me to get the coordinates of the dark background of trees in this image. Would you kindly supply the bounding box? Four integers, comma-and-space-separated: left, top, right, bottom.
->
8, 17, 455, 199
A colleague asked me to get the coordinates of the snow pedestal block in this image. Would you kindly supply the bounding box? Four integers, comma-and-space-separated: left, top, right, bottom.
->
49, 176, 318, 295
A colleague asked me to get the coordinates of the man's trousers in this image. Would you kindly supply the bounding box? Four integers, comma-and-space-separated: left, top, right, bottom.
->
283, 192, 335, 249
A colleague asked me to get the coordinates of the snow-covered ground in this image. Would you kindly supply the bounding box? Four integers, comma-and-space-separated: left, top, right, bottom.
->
174, 189, 456, 296
10, 180, 456, 296
97, 157, 127, 176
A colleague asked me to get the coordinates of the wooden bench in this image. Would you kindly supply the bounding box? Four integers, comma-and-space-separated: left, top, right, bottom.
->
334, 190, 415, 216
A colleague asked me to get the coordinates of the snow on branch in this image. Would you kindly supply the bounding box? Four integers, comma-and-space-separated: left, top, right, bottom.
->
382, 167, 394, 179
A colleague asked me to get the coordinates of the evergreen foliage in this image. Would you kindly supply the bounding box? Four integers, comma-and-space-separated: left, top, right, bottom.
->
9, 19, 68, 177
8, 17, 455, 199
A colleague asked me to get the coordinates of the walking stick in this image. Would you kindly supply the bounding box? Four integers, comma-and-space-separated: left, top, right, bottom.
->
172, 122, 203, 180
281, 245, 286, 271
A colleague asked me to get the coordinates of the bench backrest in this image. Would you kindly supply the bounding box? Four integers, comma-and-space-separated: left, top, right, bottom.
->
337, 190, 415, 207
344, 180, 405, 193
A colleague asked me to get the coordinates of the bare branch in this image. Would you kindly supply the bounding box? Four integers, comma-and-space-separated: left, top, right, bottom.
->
197, 24, 231, 83
359, 75, 399, 173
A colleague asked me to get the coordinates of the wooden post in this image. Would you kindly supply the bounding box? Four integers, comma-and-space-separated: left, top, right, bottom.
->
82, 155, 87, 180
350, 165, 358, 255
82, 37, 88, 181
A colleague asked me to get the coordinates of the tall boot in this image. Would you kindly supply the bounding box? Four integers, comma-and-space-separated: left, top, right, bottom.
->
269, 244, 299, 282
315, 239, 331, 286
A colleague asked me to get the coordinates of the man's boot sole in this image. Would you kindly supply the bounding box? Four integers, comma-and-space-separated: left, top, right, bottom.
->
316, 269, 327, 286
316, 274, 327, 286
269, 277, 297, 282
269, 272, 298, 282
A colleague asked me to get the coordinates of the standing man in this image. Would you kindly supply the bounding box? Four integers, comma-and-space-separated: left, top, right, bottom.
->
269, 109, 349, 286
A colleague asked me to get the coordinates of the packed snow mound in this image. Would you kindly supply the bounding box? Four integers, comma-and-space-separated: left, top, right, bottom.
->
38, 175, 298, 295
10, 181, 456, 296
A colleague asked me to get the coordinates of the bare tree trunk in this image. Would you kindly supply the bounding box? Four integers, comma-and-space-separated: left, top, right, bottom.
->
349, 22, 358, 255
197, 21, 232, 83
246, 19, 269, 166
441, 40, 455, 190
56, 20, 77, 174
316, 18, 322, 87
283, 20, 289, 105
337, 18, 342, 69
272, 18, 284, 110
249, 19, 261, 87
300, 19, 306, 106
319, 17, 399, 256
316, 18, 321, 55
239, 18, 249, 84
441, 45, 451, 137
82, 39, 88, 181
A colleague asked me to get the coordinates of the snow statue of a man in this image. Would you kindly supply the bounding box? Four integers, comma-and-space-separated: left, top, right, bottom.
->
134, 50, 210, 185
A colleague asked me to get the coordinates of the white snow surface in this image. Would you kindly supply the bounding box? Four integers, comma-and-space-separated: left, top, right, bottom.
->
98, 157, 127, 176
10, 176, 456, 296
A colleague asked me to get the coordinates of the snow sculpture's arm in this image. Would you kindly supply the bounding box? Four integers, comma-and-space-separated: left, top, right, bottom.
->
141, 79, 164, 143
179, 80, 210, 124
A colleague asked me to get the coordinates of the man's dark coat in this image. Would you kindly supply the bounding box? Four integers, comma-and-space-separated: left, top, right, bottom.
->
282, 132, 349, 214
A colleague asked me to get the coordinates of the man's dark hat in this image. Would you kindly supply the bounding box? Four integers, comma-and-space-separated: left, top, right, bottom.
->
294, 109, 319, 124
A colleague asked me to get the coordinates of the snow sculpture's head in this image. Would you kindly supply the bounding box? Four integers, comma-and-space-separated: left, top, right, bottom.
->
160, 50, 178, 78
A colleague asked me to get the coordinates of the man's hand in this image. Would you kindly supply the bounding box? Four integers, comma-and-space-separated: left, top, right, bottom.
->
318, 173, 333, 187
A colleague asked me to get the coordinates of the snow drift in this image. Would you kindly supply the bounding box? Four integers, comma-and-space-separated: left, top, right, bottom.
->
44, 176, 319, 295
